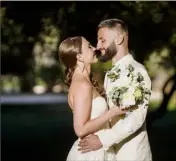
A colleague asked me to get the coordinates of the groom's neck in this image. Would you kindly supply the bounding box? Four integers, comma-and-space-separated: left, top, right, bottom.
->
112, 47, 129, 65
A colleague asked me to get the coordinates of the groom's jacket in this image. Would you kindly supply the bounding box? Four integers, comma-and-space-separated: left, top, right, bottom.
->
98, 54, 152, 161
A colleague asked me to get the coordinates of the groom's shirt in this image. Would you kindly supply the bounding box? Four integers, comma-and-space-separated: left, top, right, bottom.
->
99, 54, 152, 160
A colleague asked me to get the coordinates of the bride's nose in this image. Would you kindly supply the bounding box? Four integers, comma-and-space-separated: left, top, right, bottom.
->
92, 46, 96, 51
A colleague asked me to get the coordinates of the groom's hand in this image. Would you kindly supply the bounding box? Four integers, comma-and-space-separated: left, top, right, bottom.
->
78, 134, 103, 153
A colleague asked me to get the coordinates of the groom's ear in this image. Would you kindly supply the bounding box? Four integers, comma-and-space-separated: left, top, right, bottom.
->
116, 35, 124, 45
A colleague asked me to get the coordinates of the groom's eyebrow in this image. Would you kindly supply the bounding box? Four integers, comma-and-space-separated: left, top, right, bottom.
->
98, 37, 102, 40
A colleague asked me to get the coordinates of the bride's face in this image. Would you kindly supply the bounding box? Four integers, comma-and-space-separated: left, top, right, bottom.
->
81, 37, 98, 65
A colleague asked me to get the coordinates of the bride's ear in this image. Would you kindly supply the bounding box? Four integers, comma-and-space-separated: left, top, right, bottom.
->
76, 54, 84, 62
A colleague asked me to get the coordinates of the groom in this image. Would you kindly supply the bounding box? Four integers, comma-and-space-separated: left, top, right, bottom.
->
78, 18, 152, 161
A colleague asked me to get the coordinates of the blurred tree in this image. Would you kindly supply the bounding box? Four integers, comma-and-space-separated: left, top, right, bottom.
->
1, 7, 34, 92
32, 16, 63, 92
1, 1, 176, 96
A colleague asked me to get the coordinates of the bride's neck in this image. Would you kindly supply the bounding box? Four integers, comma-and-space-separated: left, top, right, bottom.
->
74, 64, 91, 80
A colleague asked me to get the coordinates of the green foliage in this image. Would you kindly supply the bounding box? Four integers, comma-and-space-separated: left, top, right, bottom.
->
1, 75, 21, 93
128, 64, 135, 72
137, 72, 144, 82
33, 16, 64, 88
1, 7, 25, 56
144, 48, 175, 79
1, 2, 176, 92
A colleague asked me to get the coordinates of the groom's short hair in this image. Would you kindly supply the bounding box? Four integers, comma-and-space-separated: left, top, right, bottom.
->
98, 18, 128, 35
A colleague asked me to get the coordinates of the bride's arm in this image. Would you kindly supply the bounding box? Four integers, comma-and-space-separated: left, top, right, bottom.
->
73, 81, 125, 139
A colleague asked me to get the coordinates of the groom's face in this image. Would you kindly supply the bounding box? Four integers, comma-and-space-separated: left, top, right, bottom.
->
97, 28, 117, 62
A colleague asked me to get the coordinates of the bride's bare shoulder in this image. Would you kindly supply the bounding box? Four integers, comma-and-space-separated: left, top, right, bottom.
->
70, 76, 92, 96
68, 77, 92, 110
72, 77, 92, 91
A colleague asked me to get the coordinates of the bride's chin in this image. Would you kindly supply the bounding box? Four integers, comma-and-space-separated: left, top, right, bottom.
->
93, 58, 98, 63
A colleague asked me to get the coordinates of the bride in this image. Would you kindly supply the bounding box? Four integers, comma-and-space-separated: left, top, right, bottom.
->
58, 36, 126, 161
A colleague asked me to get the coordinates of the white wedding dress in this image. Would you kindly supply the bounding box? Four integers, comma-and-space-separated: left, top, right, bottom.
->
66, 96, 116, 161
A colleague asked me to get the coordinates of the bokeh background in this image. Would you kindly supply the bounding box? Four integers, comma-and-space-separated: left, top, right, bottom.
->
1, 1, 176, 161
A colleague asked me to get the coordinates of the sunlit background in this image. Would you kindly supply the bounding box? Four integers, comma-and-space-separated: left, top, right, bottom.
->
1, 1, 176, 161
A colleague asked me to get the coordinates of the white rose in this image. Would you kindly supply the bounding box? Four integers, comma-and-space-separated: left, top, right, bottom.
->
120, 91, 136, 109
119, 73, 132, 87
134, 88, 143, 99
128, 86, 135, 93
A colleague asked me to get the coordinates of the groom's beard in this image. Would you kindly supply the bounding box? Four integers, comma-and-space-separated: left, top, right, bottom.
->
99, 41, 117, 63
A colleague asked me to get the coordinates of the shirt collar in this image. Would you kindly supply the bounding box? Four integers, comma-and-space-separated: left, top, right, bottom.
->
113, 53, 133, 67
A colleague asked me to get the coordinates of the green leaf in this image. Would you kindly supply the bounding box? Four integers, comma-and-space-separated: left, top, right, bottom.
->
120, 87, 128, 93
107, 72, 116, 78
128, 64, 135, 72
137, 72, 144, 82
116, 68, 121, 73
114, 91, 120, 98
107, 72, 120, 82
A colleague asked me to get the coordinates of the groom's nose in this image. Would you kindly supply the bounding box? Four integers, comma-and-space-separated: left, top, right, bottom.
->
96, 43, 101, 50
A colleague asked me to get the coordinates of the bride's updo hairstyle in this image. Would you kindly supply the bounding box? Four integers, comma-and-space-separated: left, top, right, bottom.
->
58, 36, 106, 98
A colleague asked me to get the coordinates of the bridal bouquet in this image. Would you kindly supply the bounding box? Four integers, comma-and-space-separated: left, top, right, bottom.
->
107, 64, 151, 110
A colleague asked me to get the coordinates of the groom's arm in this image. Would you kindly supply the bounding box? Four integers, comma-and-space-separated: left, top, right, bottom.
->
98, 69, 151, 151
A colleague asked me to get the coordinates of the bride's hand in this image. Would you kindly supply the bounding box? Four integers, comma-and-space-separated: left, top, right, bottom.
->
112, 106, 127, 115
